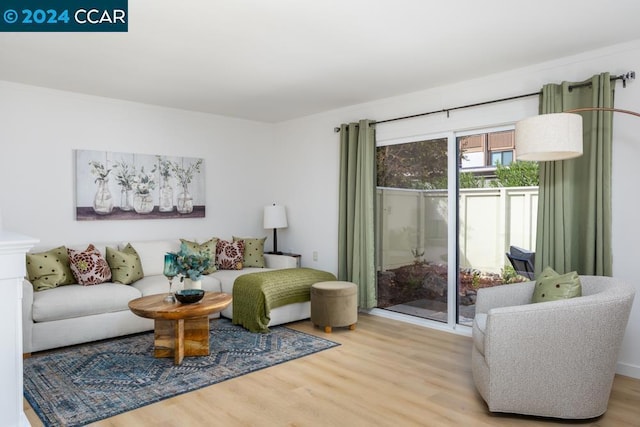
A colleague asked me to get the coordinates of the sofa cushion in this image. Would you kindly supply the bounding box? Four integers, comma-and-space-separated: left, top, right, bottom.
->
473, 313, 487, 356
32, 283, 142, 322
26, 246, 76, 291
68, 244, 112, 286
180, 238, 218, 274
126, 240, 181, 276
216, 239, 245, 270
106, 244, 144, 285
131, 274, 221, 297
532, 267, 582, 303
233, 236, 266, 268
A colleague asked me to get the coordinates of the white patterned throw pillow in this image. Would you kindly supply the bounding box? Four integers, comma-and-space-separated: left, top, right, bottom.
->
216, 240, 245, 270
67, 244, 112, 286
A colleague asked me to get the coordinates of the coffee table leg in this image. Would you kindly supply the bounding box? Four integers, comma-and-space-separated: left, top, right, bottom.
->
183, 316, 210, 356
154, 319, 185, 364
153, 317, 209, 364
174, 319, 185, 365
154, 319, 174, 359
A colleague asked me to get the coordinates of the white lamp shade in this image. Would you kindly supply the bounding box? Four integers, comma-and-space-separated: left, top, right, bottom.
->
515, 113, 583, 161
263, 204, 288, 229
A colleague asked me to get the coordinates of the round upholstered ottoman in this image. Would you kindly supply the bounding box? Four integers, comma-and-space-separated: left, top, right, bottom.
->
311, 281, 358, 333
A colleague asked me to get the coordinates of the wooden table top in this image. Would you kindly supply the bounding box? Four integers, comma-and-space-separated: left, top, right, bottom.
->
128, 292, 232, 321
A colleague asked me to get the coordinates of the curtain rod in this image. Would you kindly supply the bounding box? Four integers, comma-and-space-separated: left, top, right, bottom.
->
333, 71, 635, 132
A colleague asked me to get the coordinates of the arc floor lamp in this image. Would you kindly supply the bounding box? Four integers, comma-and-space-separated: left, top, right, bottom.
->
515, 107, 640, 161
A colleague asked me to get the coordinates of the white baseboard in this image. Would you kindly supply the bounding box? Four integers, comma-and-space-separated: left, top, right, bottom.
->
21, 410, 31, 426
616, 362, 640, 379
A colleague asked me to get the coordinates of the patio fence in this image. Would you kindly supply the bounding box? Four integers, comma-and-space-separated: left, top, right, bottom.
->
376, 186, 538, 274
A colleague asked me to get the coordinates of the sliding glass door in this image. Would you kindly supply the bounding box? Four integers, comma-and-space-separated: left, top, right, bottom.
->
457, 127, 537, 325
376, 136, 453, 323
375, 127, 537, 327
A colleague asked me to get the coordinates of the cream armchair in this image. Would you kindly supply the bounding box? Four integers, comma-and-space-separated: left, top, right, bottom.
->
471, 276, 635, 419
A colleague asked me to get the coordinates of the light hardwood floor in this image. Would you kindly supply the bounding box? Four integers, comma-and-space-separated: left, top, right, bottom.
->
25, 313, 640, 426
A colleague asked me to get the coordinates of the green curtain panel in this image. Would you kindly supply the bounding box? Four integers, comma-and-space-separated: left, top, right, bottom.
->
535, 73, 614, 276
338, 119, 377, 309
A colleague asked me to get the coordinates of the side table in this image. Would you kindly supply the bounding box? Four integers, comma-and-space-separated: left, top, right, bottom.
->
266, 252, 301, 268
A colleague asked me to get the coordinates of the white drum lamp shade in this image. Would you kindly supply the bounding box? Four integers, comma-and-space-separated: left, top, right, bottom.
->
263, 204, 288, 253
515, 113, 583, 161
263, 204, 288, 229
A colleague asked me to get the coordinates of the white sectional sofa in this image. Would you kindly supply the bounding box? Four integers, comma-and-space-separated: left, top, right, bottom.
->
22, 239, 301, 354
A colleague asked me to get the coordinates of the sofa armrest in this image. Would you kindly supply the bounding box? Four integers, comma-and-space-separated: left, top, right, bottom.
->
22, 279, 34, 353
264, 254, 298, 269
475, 280, 535, 314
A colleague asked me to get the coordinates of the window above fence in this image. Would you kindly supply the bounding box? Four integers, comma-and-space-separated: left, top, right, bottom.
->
459, 129, 515, 171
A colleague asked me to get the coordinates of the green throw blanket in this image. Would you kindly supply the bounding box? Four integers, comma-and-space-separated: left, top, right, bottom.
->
232, 268, 336, 332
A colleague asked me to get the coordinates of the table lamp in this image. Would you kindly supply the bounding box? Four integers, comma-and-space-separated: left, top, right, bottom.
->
263, 204, 288, 254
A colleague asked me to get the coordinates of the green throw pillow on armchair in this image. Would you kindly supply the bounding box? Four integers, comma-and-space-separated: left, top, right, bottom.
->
532, 266, 582, 303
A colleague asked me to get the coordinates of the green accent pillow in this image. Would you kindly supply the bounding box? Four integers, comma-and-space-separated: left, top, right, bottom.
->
537, 266, 559, 281
233, 236, 266, 268
532, 267, 582, 303
106, 244, 144, 285
26, 246, 75, 291
180, 238, 217, 274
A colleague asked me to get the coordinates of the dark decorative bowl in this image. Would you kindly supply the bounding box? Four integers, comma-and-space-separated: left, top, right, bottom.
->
175, 289, 205, 304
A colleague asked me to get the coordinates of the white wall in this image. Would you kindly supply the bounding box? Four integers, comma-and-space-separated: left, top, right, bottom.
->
0, 82, 277, 246
274, 39, 640, 378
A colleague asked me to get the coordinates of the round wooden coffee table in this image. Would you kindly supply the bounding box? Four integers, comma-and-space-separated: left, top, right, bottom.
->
128, 292, 232, 365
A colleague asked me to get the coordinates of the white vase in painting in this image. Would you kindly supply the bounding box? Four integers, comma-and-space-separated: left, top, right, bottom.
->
177, 186, 193, 214
93, 179, 114, 215
159, 178, 174, 212
120, 188, 133, 211
133, 193, 153, 214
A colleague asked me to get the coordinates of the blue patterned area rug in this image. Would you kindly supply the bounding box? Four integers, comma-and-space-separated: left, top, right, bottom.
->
24, 318, 339, 427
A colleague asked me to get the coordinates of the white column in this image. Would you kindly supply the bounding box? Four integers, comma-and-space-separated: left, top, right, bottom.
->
0, 231, 38, 427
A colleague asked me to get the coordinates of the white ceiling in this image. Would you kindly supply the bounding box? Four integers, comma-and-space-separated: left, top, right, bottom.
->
2, 0, 640, 123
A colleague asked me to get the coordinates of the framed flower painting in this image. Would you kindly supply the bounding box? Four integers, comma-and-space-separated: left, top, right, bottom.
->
75, 149, 206, 220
